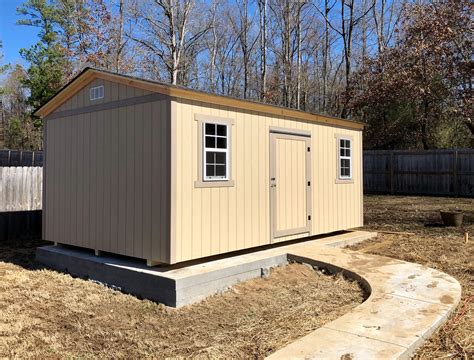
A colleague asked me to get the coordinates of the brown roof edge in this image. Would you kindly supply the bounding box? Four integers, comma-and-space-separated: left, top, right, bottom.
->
33, 67, 96, 118
35, 67, 365, 131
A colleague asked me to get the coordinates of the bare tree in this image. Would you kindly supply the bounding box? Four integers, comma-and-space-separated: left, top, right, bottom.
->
204, 0, 220, 92
258, 0, 267, 101
372, 0, 403, 54
128, 0, 210, 84
115, 0, 125, 72
295, 0, 309, 110
228, 0, 259, 98
321, 0, 335, 113
269, 0, 291, 107
11, 0, 472, 149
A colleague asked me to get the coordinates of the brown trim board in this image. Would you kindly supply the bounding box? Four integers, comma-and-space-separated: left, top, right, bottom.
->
35, 70, 96, 118
46, 93, 169, 120
36, 68, 365, 131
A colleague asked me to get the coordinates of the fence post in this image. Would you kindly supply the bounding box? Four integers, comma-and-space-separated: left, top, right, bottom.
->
390, 151, 395, 194
453, 150, 459, 197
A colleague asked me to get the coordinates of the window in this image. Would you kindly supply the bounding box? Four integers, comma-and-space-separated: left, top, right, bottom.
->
338, 138, 352, 179
90, 85, 104, 101
203, 122, 229, 180
194, 114, 234, 188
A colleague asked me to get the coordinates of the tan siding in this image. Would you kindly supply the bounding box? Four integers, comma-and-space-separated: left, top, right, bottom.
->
191, 104, 201, 256
56, 79, 153, 113
45, 78, 362, 265
125, 103, 134, 255
173, 98, 363, 263
142, 101, 152, 258
44, 91, 171, 262
90, 111, 98, 250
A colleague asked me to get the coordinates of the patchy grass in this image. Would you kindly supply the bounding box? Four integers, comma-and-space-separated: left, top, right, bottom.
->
0, 239, 363, 359
351, 195, 473, 359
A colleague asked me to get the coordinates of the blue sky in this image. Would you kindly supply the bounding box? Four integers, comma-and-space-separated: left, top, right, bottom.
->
0, 0, 39, 66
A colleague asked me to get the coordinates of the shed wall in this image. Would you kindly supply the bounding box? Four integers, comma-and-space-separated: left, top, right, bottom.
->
172, 98, 363, 263
56, 78, 149, 112
44, 82, 171, 262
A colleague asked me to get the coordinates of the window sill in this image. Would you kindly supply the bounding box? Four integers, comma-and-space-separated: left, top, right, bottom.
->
194, 180, 235, 188
335, 178, 354, 184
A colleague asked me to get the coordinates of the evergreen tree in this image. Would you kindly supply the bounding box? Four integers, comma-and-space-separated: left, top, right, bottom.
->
17, 0, 67, 110
0, 41, 10, 75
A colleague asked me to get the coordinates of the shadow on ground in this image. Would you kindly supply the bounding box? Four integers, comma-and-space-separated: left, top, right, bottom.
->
0, 239, 49, 269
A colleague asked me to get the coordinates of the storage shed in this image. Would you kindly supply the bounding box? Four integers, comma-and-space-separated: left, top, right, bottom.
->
35, 68, 365, 265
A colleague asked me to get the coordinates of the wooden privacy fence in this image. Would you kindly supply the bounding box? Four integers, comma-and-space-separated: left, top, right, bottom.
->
364, 149, 474, 197
0, 167, 43, 212
0, 149, 43, 167
1, 149, 472, 213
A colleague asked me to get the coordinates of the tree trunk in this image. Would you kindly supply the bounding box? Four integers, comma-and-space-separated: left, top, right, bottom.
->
340, 0, 355, 118
283, 0, 291, 107
259, 0, 267, 101
115, 0, 124, 72
373, 0, 385, 54
209, 3, 218, 92
322, 0, 330, 113
296, 1, 302, 110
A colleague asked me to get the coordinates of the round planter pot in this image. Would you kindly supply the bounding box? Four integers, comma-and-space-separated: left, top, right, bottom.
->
440, 210, 464, 227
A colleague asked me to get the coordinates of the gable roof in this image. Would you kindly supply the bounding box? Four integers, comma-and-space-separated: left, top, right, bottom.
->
34, 67, 364, 130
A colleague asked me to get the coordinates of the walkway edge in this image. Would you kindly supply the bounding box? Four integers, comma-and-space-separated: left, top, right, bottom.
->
267, 246, 462, 360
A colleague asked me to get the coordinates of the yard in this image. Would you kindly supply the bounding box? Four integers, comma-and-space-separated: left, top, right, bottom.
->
0, 195, 472, 358
0, 239, 363, 358
353, 195, 473, 359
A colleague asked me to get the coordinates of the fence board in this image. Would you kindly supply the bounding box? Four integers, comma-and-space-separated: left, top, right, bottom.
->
364, 149, 474, 197
0, 167, 43, 212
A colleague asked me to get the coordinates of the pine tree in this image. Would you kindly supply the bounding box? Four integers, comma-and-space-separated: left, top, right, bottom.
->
17, 0, 68, 110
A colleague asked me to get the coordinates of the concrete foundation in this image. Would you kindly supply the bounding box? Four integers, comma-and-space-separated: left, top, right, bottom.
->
36, 245, 288, 307
36, 231, 375, 308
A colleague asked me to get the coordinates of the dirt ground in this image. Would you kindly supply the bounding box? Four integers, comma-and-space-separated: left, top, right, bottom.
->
1, 195, 472, 359
0, 239, 363, 359
351, 195, 473, 359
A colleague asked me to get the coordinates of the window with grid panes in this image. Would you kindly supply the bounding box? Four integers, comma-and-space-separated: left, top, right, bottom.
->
338, 138, 352, 179
203, 123, 229, 180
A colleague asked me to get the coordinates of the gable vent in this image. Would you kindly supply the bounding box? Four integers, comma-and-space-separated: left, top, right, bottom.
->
90, 85, 104, 101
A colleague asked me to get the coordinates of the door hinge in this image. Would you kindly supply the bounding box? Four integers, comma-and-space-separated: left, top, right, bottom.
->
308, 215, 311, 221
308, 181, 311, 186
307, 147, 310, 152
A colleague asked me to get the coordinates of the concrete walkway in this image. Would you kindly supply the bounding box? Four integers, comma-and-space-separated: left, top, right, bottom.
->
37, 230, 461, 358
268, 240, 462, 359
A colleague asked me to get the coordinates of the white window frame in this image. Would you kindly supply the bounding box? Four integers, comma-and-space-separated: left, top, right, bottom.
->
337, 136, 353, 181
194, 114, 235, 188
90, 85, 104, 101
203, 122, 229, 181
